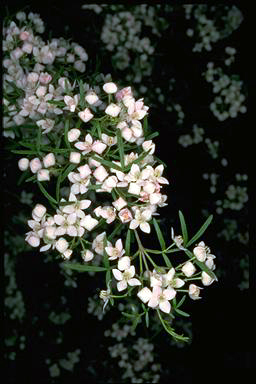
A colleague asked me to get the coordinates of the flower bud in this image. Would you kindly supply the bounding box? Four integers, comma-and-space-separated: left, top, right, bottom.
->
30, 158, 42, 173
193, 242, 207, 262
68, 128, 81, 142
78, 108, 94, 123
37, 169, 50, 181
63, 249, 72, 260
69, 152, 81, 164
201, 271, 215, 286
32, 204, 47, 220
93, 165, 108, 182
26, 233, 40, 247
105, 103, 121, 117
18, 158, 29, 171
188, 284, 202, 300
103, 82, 118, 94
55, 238, 69, 253
81, 250, 94, 262
43, 153, 55, 168
181, 261, 196, 277
85, 92, 99, 105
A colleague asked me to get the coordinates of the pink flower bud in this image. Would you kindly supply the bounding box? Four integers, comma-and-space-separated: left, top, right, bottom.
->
37, 169, 50, 181
43, 153, 55, 168
69, 152, 81, 164
103, 82, 118, 94
30, 158, 42, 173
18, 158, 29, 171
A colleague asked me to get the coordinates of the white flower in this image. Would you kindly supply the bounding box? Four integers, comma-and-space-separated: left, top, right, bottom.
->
93, 165, 108, 182
43, 153, 55, 168
171, 228, 186, 250
25, 232, 40, 247
36, 119, 55, 134
138, 286, 175, 313
80, 215, 98, 231
188, 284, 203, 300
162, 268, 185, 289
68, 171, 90, 195
63, 249, 72, 260
69, 152, 81, 164
105, 103, 121, 117
112, 262, 141, 292
37, 169, 50, 181
55, 237, 69, 254
61, 193, 91, 218
118, 208, 133, 223
85, 91, 99, 105
101, 134, 117, 147
78, 108, 94, 122
142, 140, 155, 154
81, 249, 94, 262
193, 241, 208, 262
105, 239, 125, 260
112, 197, 127, 211
129, 208, 152, 233
181, 261, 196, 277
32, 204, 47, 221
92, 232, 110, 255
68, 128, 81, 142
103, 82, 118, 94
101, 176, 118, 192
30, 158, 42, 173
74, 133, 93, 154
18, 158, 29, 171
97, 206, 116, 224
54, 212, 77, 237
201, 271, 216, 286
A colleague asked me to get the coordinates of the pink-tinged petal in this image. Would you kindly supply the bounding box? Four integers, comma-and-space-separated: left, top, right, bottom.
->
80, 185, 88, 194
80, 215, 98, 231
80, 199, 91, 210
137, 287, 152, 303
166, 268, 175, 281
55, 227, 66, 236
76, 210, 85, 219
54, 214, 65, 225
142, 209, 152, 221
78, 164, 91, 178
62, 205, 75, 214
118, 256, 130, 271
82, 250, 94, 262
163, 288, 176, 301
129, 220, 139, 230
69, 193, 77, 202
149, 193, 162, 205
112, 269, 123, 281
86, 134, 93, 144
159, 300, 171, 314
67, 213, 77, 225
128, 278, 141, 286
92, 141, 107, 154
127, 265, 135, 277
174, 278, 185, 288
148, 295, 159, 308
67, 225, 77, 237
74, 142, 87, 151
155, 165, 164, 175
71, 184, 80, 195
158, 177, 169, 184
105, 246, 114, 257
117, 280, 127, 292
77, 227, 85, 237
140, 222, 151, 233
39, 244, 51, 252
115, 238, 123, 252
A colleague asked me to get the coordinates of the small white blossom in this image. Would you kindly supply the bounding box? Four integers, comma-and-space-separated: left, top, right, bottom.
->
181, 261, 196, 277
18, 158, 29, 171
55, 237, 69, 254
105, 103, 121, 117
103, 82, 118, 94
37, 169, 50, 181
193, 241, 208, 262
43, 153, 55, 168
80, 215, 99, 231
85, 91, 99, 105
69, 152, 81, 164
129, 208, 152, 233
81, 249, 94, 262
30, 158, 42, 173
112, 197, 127, 211
112, 261, 141, 292
188, 284, 203, 300
201, 271, 216, 286
68, 128, 81, 142
105, 239, 125, 261
78, 108, 94, 122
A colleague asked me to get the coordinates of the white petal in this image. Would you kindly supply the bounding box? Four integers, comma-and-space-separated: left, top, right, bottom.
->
80, 215, 98, 231
128, 278, 141, 286
117, 280, 127, 291
54, 214, 65, 225
137, 287, 152, 303
67, 225, 77, 237
163, 288, 176, 301
159, 300, 171, 314
80, 200, 91, 210
140, 222, 151, 233
115, 239, 123, 252
118, 256, 131, 271
112, 269, 123, 281
129, 220, 139, 230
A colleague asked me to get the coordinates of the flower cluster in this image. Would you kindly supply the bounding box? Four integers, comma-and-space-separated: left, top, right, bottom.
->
184, 5, 243, 52
203, 62, 247, 121
3, 12, 88, 138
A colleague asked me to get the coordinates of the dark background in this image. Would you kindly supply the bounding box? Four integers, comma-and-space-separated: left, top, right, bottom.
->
3, 1, 252, 382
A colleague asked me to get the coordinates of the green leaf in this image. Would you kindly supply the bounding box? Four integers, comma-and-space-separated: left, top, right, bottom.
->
103, 234, 110, 269
116, 129, 125, 169
146, 131, 159, 140
90, 154, 123, 171
186, 215, 213, 248
63, 263, 107, 272
162, 252, 172, 268
106, 270, 111, 286
37, 181, 58, 205
79, 80, 86, 109
64, 119, 71, 149
153, 218, 166, 250
145, 310, 149, 328
36, 126, 41, 153
125, 229, 131, 255
178, 210, 188, 245
175, 308, 190, 317
108, 222, 122, 241
184, 249, 217, 280
176, 295, 186, 309
11, 149, 39, 155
